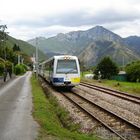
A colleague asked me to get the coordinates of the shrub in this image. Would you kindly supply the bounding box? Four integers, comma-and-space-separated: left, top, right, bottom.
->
14, 64, 27, 75
125, 61, 140, 82
0, 59, 13, 76
5, 60, 13, 70
21, 64, 28, 71
0, 58, 5, 75
0, 62, 4, 75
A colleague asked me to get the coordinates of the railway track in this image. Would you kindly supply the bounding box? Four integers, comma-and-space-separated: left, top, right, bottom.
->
80, 82, 140, 105
61, 90, 140, 140
40, 76, 140, 139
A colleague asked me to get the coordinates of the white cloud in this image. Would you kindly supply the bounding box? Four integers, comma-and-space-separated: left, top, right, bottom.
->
0, 0, 140, 40
113, 20, 140, 37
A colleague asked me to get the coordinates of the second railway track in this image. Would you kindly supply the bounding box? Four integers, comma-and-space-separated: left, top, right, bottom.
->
80, 81, 140, 105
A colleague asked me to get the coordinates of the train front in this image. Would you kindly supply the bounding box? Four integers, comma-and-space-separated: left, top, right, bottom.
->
53, 56, 80, 87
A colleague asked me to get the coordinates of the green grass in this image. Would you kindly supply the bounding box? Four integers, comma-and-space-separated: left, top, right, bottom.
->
31, 75, 99, 140
81, 77, 140, 95
101, 80, 140, 94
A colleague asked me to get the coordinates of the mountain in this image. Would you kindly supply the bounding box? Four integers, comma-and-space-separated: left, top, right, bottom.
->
28, 26, 123, 55
28, 26, 140, 66
79, 40, 139, 66
124, 36, 140, 56
6, 35, 46, 61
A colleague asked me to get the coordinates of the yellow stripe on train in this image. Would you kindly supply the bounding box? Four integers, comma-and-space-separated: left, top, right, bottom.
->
71, 77, 80, 83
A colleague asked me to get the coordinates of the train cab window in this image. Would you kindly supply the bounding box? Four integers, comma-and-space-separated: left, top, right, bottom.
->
56, 59, 78, 74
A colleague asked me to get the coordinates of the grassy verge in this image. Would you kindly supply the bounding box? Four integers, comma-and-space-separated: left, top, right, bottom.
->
81, 77, 140, 95
31, 75, 99, 140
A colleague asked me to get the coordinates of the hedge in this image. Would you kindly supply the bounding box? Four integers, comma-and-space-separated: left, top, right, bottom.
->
14, 64, 27, 75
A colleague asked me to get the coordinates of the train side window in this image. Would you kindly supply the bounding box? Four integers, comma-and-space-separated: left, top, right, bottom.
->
50, 59, 54, 72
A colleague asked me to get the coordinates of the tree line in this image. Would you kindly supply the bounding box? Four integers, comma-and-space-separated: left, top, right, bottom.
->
83, 56, 140, 82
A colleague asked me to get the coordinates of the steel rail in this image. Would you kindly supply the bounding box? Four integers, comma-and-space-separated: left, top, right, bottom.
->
61, 92, 128, 140
61, 92, 127, 140
61, 91, 140, 140
80, 82, 140, 104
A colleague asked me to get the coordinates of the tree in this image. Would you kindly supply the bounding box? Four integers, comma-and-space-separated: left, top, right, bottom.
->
0, 25, 7, 40
0, 25, 9, 61
13, 44, 21, 52
94, 56, 119, 79
0, 25, 7, 48
0, 25, 32, 67
125, 61, 140, 82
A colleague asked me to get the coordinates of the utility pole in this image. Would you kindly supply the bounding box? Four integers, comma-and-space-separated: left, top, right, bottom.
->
122, 56, 124, 70
21, 58, 24, 64
35, 37, 39, 78
18, 54, 20, 64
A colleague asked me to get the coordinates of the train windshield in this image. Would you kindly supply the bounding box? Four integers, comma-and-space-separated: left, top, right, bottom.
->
56, 59, 78, 74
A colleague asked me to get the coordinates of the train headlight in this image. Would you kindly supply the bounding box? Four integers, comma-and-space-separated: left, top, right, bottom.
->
64, 56, 70, 60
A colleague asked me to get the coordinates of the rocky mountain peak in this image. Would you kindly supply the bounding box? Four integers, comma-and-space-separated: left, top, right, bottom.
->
86, 26, 122, 43
88, 25, 106, 32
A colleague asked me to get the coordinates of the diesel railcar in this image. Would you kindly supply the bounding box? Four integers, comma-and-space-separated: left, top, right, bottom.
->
39, 55, 80, 87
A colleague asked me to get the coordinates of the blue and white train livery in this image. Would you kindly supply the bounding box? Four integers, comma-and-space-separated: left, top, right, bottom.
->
39, 55, 80, 87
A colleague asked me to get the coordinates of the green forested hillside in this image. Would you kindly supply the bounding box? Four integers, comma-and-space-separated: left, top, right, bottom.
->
6, 35, 46, 61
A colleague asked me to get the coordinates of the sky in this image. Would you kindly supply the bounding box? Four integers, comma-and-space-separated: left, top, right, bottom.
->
0, 0, 140, 41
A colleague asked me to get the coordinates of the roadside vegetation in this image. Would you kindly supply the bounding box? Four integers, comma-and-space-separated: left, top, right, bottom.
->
14, 64, 27, 75
31, 75, 99, 140
0, 25, 30, 77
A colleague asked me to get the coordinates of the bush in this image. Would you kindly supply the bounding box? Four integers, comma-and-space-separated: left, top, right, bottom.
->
0, 62, 4, 75
125, 61, 140, 82
0, 59, 13, 76
5, 60, 13, 70
0, 58, 5, 75
14, 64, 27, 75
22, 64, 28, 71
